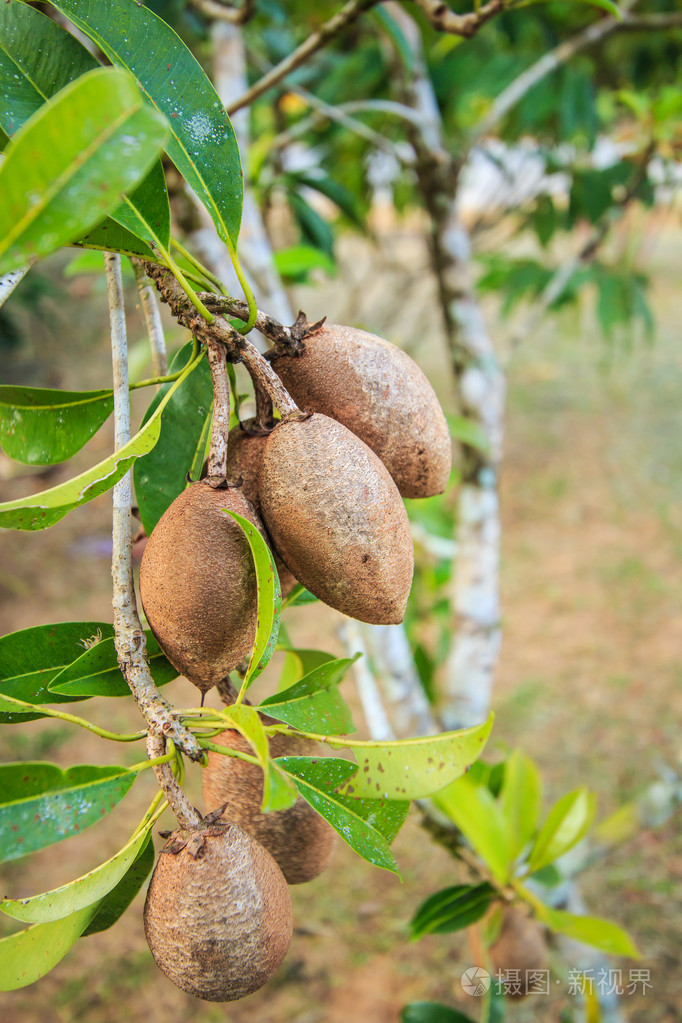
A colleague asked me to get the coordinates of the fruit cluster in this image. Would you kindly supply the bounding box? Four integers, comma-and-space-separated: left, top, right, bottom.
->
139, 323, 451, 1000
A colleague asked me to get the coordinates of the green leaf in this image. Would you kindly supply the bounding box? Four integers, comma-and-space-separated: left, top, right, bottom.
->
82, 832, 154, 935
273, 244, 336, 283
0, 349, 203, 529
402, 1002, 477, 1023
0, 903, 99, 991
262, 764, 299, 814
0, 386, 113, 465
133, 343, 212, 535
500, 750, 542, 861
0, 1, 166, 258
219, 704, 272, 810
226, 510, 281, 688
47, 632, 177, 698
283, 585, 319, 607
0, 66, 168, 274
275, 647, 336, 692
46, 0, 243, 249
258, 657, 357, 735
410, 883, 497, 940
0, 621, 114, 722
432, 776, 513, 884
278, 756, 408, 874
448, 415, 490, 455
570, 0, 622, 16
0, 762, 135, 862
528, 788, 596, 873
337, 716, 493, 801
534, 904, 639, 958
1, 825, 151, 922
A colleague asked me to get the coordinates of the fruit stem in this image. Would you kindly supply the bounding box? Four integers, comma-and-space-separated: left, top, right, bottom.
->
171, 236, 229, 296
147, 733, 202, 830
206, 339, 231, 483
197, 738, 261, 765
240, 340, 300, 417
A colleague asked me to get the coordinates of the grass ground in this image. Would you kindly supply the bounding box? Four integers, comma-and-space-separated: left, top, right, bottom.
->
0, 220, 680, 1022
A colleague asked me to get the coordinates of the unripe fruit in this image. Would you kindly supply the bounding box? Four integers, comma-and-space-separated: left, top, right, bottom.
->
139, 482, 262, 692
490, 907, 547, 1000
203, 723, 336, 884
273, 324, 452, 498
144, 823, 293, 1001
226, 421, 298, 598
259, 413, 414, 624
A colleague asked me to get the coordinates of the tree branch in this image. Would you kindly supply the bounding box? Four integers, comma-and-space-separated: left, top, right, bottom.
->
0, 265, 30, 310
105, 253, 202, 762
226, 0, 380, 114
131, 258, 167, 378
147, 734, 201, 831
410, 0, 506, 38
189, 0, 255, 24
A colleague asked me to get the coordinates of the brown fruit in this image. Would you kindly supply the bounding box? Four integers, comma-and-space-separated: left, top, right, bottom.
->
258, 413, 414, 624
490, 907, 547, 1000
226, 421, 298, 599
144, 822, 293, 1001
202, 722, 336, 884
139, 482, 262, 692
273, 324, 452, 498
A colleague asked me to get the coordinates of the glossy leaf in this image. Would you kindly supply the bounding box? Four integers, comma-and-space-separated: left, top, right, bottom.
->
46, 0, 243, 248
258, 657, 357, 734
262, 764, 299, 814
0, 903, 99, 991
133, 343, 212, 536
1, 825, 150, 922
528, 788, 596, 873
75, 217, 157, 260
278, 756, 408, 874
276, 647, 336, 692
0, 67, 168, 274
534, 904, 639, 958
0, 621, 114, 722
432, 776, 513, 884
227, 510, 281, 687
336, 716, 493, 801
48, 632, 177, 698
0, 386, 113, 465
0, 2, 170, 255
283, 584, 319, 607
410, 883, 497, 940
219, 704, 273, 810
402, 1003, 476, 1023
500, 749, 542, 861
0, 350, 204, 529
0, 762, 135, 862
82, 832, 154, 935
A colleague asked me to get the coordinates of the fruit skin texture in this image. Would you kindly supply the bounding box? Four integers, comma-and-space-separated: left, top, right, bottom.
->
226, 421, 298, 598
258, 412, 414, 624
490, 907, 547, 1000
139, 482, 262, 692
202, 723, 336, 884
143, 823, 293, 1001
273, 324, 452, 498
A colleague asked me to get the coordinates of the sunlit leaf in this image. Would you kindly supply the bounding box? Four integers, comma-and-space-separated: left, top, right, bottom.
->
47, 632, 177, 698
0, 67, 168, 274
0, 903, 99, 991
432, 775, 513, 883
500, 749, 542, 861
82, 832, 154, 935
258, 657, 357, 734
533, 903, 639, 958
528, 788, 596, 873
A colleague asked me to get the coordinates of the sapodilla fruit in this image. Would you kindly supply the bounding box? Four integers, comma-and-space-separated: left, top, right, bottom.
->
139, 482, 262, 692
226, 421, 298, 599
259, 413, 413, 624
144, 822, 293, 1001
490, 906, 547, 1000
273, 324, 452, 498
203, 721, 336, 884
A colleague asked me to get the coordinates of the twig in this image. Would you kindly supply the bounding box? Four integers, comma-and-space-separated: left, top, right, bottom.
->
206, 340, 230, 482
105, 253, 201, 762
226, 0, 380, 114
410, 0, 506, 38
240, 340, 300, 417
0, 265, 30, 309
131, 258, 167, 378
198, 291, 316, 351
190, 0, 255, 23
146, 733, 201, 830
